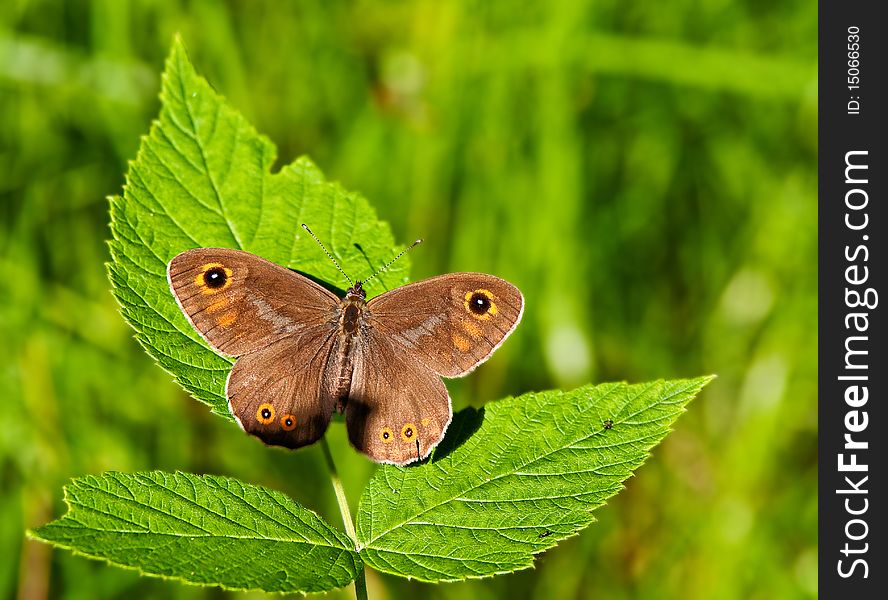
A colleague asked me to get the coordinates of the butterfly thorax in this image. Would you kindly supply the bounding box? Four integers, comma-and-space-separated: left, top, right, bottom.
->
340, 281, 367, 334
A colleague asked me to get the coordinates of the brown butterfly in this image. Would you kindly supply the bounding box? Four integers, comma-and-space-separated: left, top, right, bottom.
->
167, 232, 523, 465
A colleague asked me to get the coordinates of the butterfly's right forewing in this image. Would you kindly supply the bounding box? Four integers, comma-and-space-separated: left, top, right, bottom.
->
367, 273, 523, 377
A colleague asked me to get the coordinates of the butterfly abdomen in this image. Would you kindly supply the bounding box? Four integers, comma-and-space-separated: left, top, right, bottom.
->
327, 296, 368, 411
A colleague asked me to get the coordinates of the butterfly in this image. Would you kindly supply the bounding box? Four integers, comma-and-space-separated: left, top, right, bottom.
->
167, 232, 523, 465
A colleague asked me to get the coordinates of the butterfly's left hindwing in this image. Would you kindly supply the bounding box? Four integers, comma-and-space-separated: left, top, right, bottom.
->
228, 333, 339, 449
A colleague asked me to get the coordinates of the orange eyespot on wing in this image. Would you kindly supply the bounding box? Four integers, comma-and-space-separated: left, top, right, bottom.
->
256, 403, 276, 425
400, 423, 417, 442
193, 263, 232, 294
464, 289, 498, 320
380, 427, 394, 443
280, 414, 297, 431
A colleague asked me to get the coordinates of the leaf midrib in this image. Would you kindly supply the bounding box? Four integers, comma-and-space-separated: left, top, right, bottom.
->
173, 50, 244, 249
361, 380, 696, 548
361, 384, 629, 547
71, 475, 350, 551
46, 519, 353, 547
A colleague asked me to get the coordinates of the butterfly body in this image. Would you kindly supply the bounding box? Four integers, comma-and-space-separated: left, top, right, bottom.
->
168, 247, 522, 465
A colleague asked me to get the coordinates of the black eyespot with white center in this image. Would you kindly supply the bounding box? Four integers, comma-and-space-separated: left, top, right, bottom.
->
401, 423, 417, 442
469, 292, 491, 315
204, 267, 228, 289
281, 414, 297, 431
256, 403, 275, 425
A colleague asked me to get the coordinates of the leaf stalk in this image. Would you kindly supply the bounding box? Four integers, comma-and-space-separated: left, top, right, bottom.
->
321, 437, 368, 600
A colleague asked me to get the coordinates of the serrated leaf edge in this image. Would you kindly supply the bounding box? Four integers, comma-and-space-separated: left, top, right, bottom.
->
28, 470, 362, 595
356, 376, 714, 582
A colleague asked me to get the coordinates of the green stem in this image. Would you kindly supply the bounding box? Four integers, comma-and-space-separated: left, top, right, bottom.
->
320, 437, 368, 600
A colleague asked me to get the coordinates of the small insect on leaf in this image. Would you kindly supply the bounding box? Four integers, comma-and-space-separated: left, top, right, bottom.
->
356, 377, 713, 582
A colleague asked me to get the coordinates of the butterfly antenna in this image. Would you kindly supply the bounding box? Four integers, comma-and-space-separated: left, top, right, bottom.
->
301, 224, 354, 286
363, 238, 423, 285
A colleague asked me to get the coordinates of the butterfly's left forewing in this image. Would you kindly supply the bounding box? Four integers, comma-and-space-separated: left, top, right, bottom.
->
168, 248, 338, 357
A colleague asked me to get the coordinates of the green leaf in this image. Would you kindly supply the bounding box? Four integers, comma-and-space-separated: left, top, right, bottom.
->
356, 377, 712, 582
108, 36, 409, 417
30, 471, 361, 594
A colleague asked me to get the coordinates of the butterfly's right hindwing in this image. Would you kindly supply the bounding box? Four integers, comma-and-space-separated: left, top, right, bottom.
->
345, 329, 452, 465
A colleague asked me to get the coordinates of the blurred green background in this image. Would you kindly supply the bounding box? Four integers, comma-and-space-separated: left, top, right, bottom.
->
1, 1, 816, 599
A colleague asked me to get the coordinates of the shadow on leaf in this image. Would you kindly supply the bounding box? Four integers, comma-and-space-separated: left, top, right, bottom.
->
428, 406, 485, 464
288, 268, 348, 297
